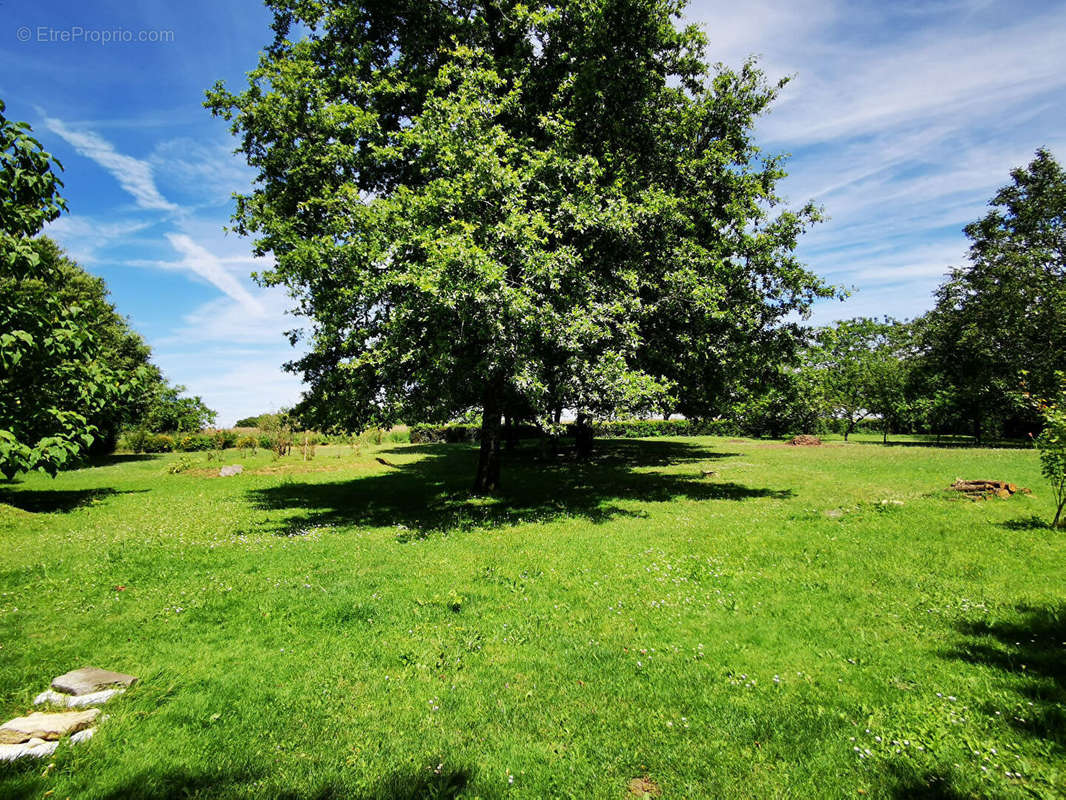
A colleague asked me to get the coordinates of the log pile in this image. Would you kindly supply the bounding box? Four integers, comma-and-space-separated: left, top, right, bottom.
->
789, 435, 822, 447
949, 479, 1030, 500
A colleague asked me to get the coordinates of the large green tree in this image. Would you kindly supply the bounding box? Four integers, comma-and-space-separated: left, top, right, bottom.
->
0, 101, 144, 477
922, 149, 1066, 442
9, 237, 162, 452
207, 0, 830, 491
141, 381, 217, 433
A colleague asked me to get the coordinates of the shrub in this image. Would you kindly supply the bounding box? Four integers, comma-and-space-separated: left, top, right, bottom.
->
1031, 375, 1066, 528
178, 434, 214, 451
166, 454, 196, 474
408, 419, 741, 443
212, 430, 238, 450
143, 434, 173, 453
121, 429, 151, 453
257, 413, 293, 458
409, 424, 479, 444
121, 430, 176, 453
236, 435, 258, 451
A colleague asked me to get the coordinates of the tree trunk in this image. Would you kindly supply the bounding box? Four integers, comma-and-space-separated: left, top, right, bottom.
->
575, 413, 594, 460
473, 389, 502, 494
844, 421, 853, 442
504, 413, 517, 451
972, 414, 982, 445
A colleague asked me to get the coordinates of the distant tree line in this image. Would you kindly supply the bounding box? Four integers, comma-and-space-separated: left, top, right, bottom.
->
750, 150, 1065, 444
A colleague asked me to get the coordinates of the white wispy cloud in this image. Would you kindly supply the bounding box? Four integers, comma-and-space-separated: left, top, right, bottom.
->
150, 137, 253, 206
43, 117, 179, 212
685, 0, 1066, 322
43, 215, 156, 264
41, 117, 271, 317
138, 233, 266, 315
166, 290, 299, 346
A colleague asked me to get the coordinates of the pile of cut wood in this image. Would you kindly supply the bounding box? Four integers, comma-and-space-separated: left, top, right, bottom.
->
949, 479, 1030, 500
789, 435, 822, 447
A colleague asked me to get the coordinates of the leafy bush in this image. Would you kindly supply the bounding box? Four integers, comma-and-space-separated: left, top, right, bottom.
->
165, 454, 196, 474
120, 430, 174, 453
587, 418, 740, 438
121, 429, 150, 453
236, 435, 258, 451
257, 413, 293, 458
178, 434, 214, 451
409, 419, 742, 443
138, 434, 173, 453
409, 424, 480, 444
212, 430, 238, 450
1032, 375, 1066, 528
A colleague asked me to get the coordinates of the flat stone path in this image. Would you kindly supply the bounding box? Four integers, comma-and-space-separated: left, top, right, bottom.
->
0, 666, 137, 761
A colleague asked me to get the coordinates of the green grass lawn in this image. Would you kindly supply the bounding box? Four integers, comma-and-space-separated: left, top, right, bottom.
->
1, 437, 1063, 799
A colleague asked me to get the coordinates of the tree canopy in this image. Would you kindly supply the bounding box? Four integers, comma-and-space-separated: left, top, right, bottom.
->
8, 237, 163, 452
920, 148, 1066, 441
0, 101, 146, 477
207, 0, 831, 490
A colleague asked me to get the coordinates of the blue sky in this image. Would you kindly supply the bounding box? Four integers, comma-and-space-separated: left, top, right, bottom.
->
2, 1, 1064, 425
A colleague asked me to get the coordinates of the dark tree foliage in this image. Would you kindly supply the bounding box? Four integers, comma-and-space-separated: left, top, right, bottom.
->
921, 149, 1066, 442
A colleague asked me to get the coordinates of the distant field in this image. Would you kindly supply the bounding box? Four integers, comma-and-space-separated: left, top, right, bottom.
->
1, 437, 1062, 799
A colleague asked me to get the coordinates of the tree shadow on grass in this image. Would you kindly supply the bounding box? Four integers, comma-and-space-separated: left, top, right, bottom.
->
246, 439, 790, 538
883, 769, 972, 799
850, 437, 1032, 450
371, 763, 499, 800
24, 763, 495, 800
945, 604, 1066, 749
87, 453, 160, 467
0, 487, 148, 513
996, 515, 1055, 531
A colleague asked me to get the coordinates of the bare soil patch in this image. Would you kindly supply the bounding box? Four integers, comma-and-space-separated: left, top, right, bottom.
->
628, 777, 662, 797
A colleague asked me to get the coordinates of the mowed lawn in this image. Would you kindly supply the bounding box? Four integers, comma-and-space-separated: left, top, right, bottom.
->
0, 437, 1063, 799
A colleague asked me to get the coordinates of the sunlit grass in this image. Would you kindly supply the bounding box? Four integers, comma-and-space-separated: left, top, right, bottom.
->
1, 437, 1062, 798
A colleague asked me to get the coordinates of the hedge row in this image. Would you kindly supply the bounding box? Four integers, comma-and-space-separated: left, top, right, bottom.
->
591, 418, 740, 438
119, 430, 342, 454
409, 418, 742, 443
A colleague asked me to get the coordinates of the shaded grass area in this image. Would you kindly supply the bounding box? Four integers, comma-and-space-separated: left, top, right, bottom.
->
246, 440, 788, 539
0, 437, 1063, 798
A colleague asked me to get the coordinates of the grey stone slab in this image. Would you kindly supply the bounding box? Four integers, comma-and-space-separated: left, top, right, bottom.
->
52, 667, 138, 696
0, 709, 99, 744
